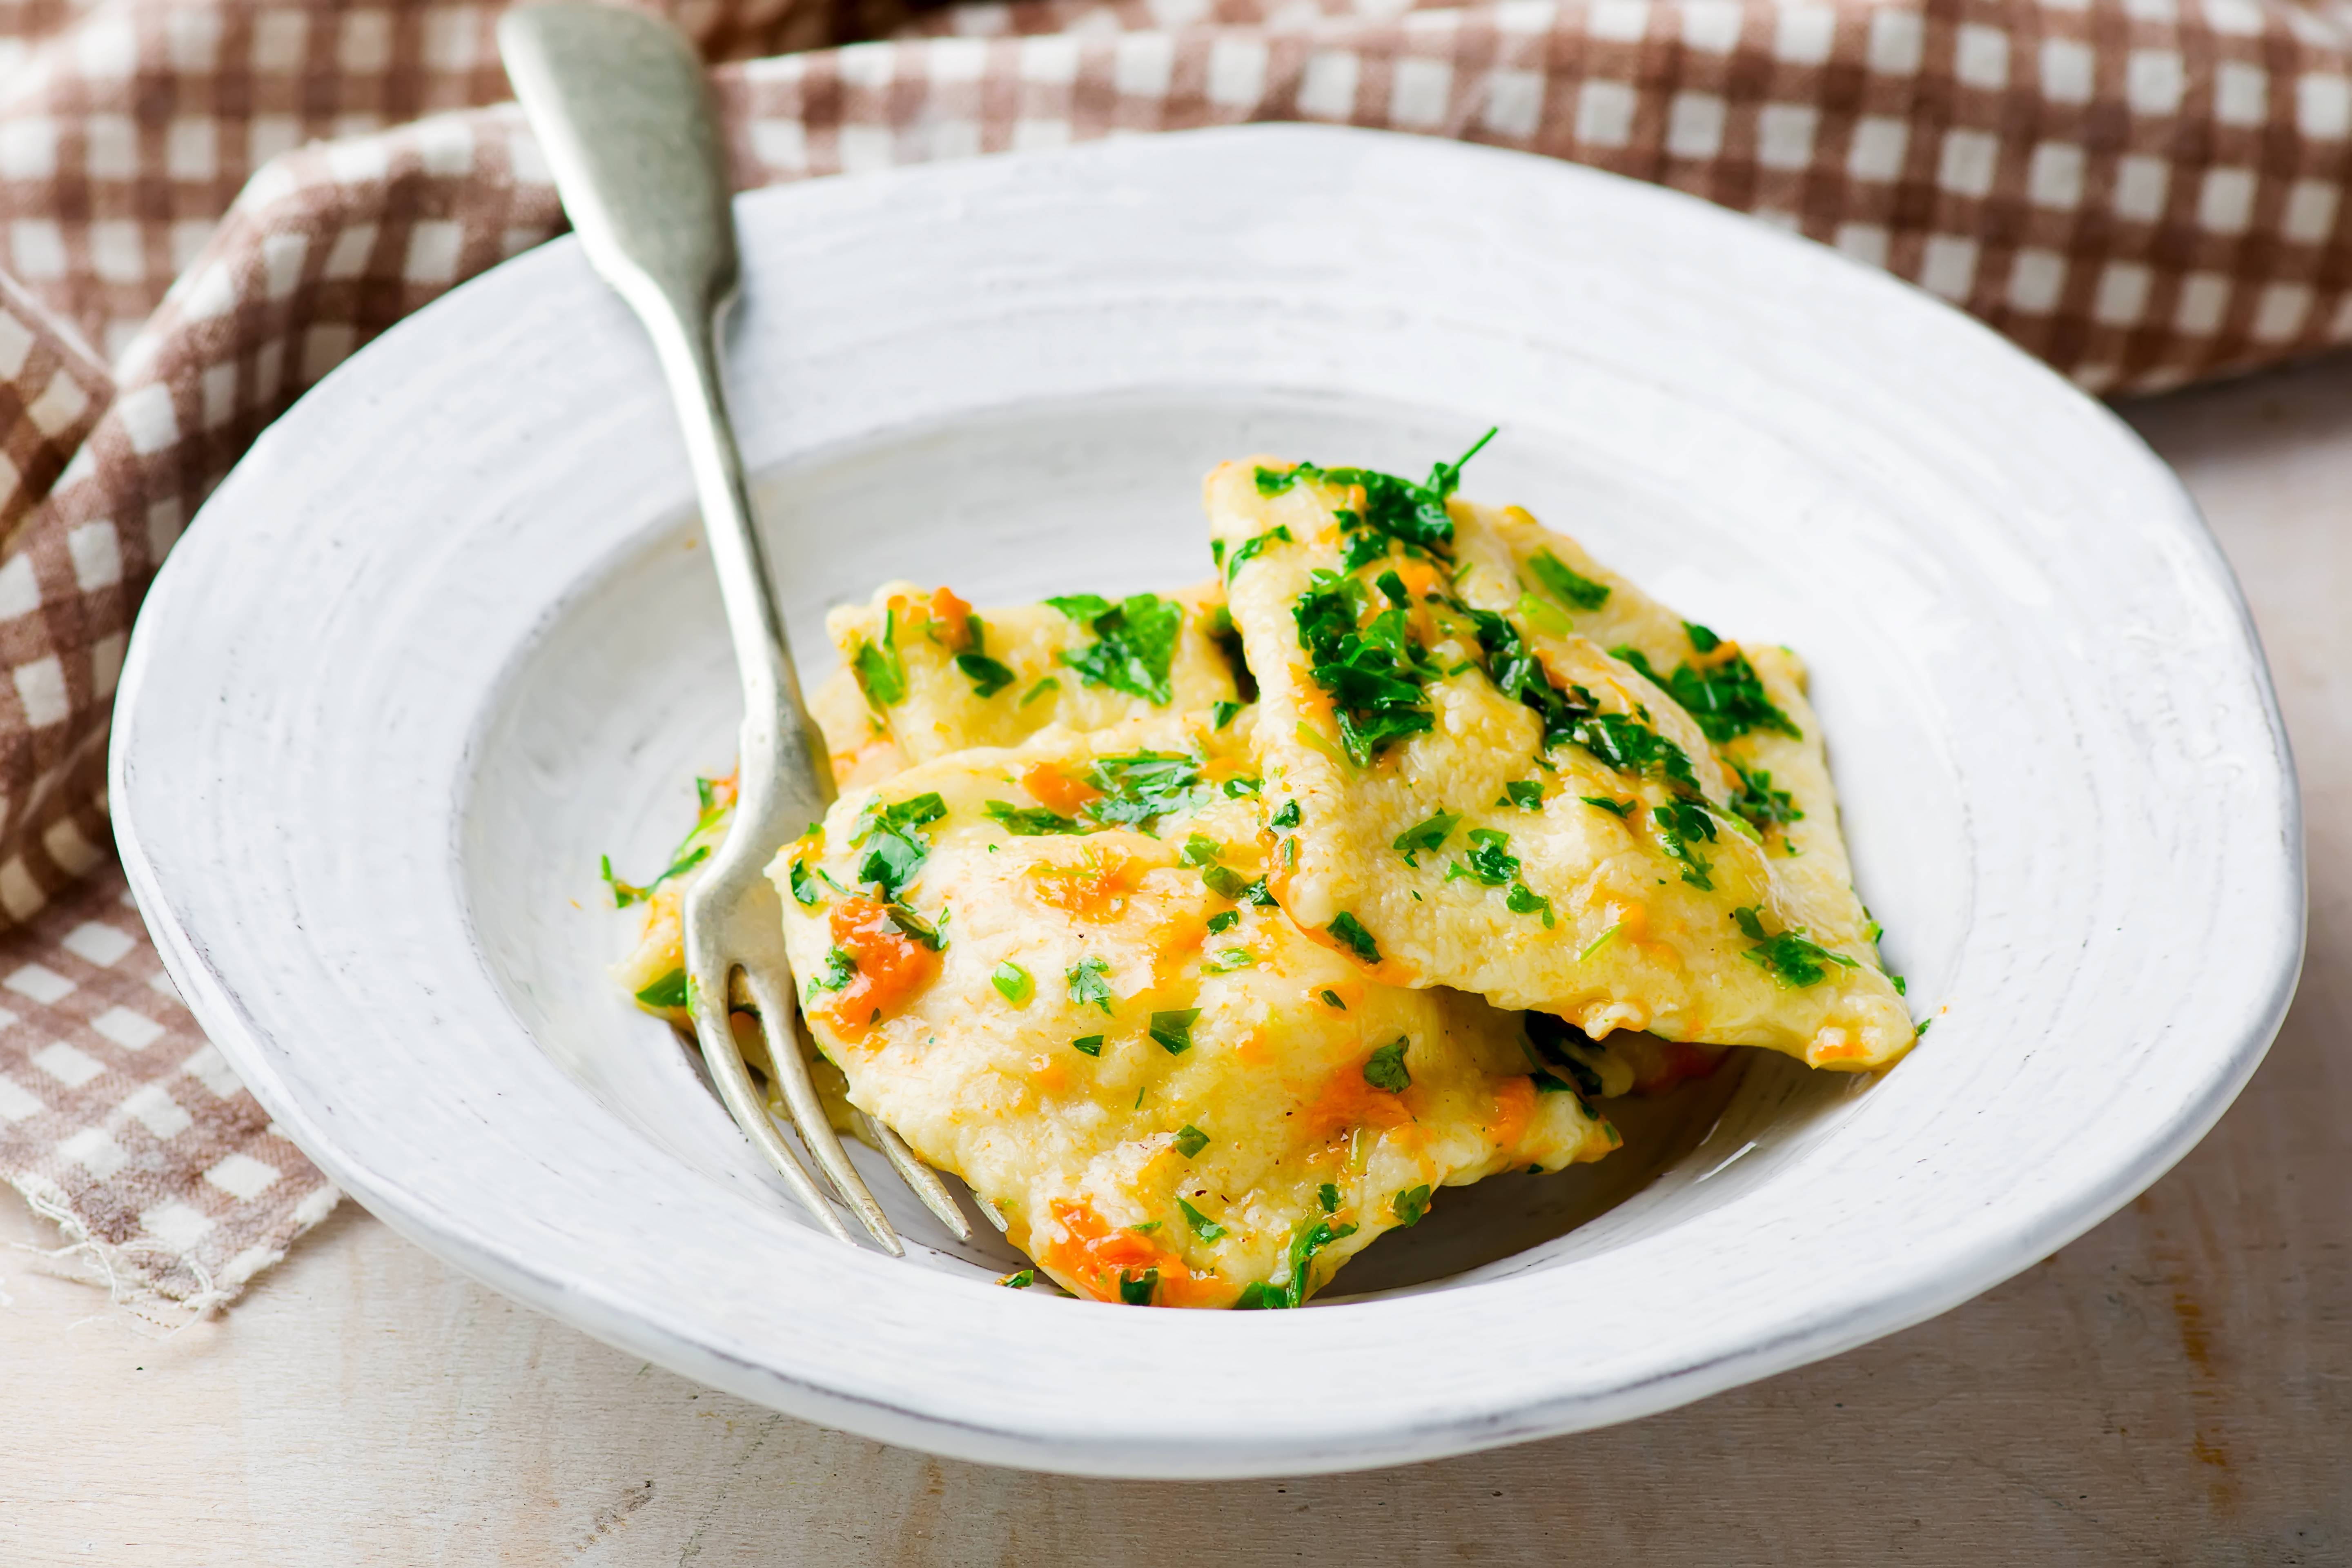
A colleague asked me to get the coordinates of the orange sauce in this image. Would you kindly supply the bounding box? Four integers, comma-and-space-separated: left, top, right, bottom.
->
1038, 1198, 1230, 1307
821, 896, 938, 1035
1022, 762, 1101, 817
929, 587, 974, 651
1296, 1060, 1415, 1147
1027, 845, 1145, 921
1487, 1074, 1536, 1149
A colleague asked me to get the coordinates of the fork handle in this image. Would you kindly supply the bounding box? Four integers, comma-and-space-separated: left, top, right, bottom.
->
499, 3, 833, 838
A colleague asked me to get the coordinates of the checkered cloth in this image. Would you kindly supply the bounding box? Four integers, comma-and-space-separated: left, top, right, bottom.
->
1, 0, 2345, 1313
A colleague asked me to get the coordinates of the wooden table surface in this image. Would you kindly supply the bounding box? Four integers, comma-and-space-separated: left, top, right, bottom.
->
7, 355, 2349, 1567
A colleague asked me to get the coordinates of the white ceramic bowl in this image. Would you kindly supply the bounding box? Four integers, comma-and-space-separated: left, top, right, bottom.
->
111, 125, 2301, 1477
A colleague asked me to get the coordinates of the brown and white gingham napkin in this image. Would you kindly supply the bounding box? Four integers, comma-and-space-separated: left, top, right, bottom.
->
3, 0, 2346, 1314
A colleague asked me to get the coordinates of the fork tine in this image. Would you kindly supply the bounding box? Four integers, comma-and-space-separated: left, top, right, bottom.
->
741, 964, 904, 1256
858, 1111, 975, 1243
685, 958, 852, 1245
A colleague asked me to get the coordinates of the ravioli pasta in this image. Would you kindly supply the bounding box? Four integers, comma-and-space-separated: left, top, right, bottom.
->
608, 438, 1915, 1307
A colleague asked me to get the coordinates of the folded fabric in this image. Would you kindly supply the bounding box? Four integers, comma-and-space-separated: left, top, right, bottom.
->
2, 0, 2343, 1310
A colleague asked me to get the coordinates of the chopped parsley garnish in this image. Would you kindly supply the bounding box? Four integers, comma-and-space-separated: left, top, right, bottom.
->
1207, 909, 1241, 936
1271, 800, 1302, 829
1578, 922, 1621, 961
1729, 762, 1804, 833
787, 856, 822, 906
1178, 1198, 1228, 1243
1151, 1009, 1202, 1054
984, 800, 1081, 836
1051, 592, 1184, 705
1118, 1269, 1158, 1306
1235, 1218, 1361, 1309
1204, 948, 1254, 973
1654, 798, 1719, 891
1392, 809, 1460, 867
807, 947, 858, 999
1018, 677, 1059, 706
1253, 430, 1492, 565
1318, 1183, 1340, 1212
1571, 711, 1703, 793
634, 969, 688, 1009
1071, 1035, 1105, 1057
1893, 974, 1908, 995
1733, 906, 1859, 988
1530, 1070, 1572, 1094
1363, 1038, 1412, 1092
1211, 700, 1242, 730
1614, 643, 1800, 744
1502, 781, 1544, 811
1225, 524, 1293, 582
1174, 1124, 1210, 1157
955, 652, 1016, 698
1221, 775, 1260, 797
1581, 795, 1635, 818
998, 1268, 1035, 1288
1467, 607, 1594, 751
1294, 570, 1441, 764
851, 792, 948, 901
1375, 569, 1411, 606
1067, 955, 1114, 1013
850, 619, 906, 709
1083, 750, 1210, 831
991, 960, 1033, 1004
1180, 833, 1223, 866
1319, 989, 1345, 1009
1201, 865, 1276, 905
599, 844, 708, 909
884, 903, 946, 950
1454, 827, 1519, 886
1392, 1185, 1432, 1226
1526, 548, 1611, 611
1916, 1018, 1933, 1038
1327, 912, 1381, 965
1685, 621, 1722, 653
1507, 883, 1556, 927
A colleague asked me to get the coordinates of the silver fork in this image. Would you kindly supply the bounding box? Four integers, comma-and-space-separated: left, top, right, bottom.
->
500, 3, 971, 1252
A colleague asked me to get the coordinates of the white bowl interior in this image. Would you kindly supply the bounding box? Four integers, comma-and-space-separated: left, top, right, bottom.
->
461, 387, 1963, 1295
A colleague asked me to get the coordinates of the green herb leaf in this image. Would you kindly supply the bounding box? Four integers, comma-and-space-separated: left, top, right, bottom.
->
884, 903, 946, 950
1527, 548, 1611, 611
1654, 798, 1719, 891
1732, 907, 1861, 987
1251, 1217, 1361, 1309
1225, 524, 1294, 582
1503, 781, 1544, 811
1018, 677, 1060, 707
1392, 1185, 1432, 1227
1581, 795, 1635, 819
1206, 909, 1240, 935
1729, 762, 1804, 833
999, 1268, 1035, 1288
1204, 949, 1254, 973
1684, 621, 1722, 653
1392, 809, 1461, 866
787, 857, 822, 906
1071, 1035, 1105, 1057
1375, 569, 1411, 606
634, 969, 688, 1009
851, 636, 906, 709
955, 652, 1017, 699
1151, 1009, 1202, 1055
1055, 593, 1184, 705
1293, 570, 1441, 764
1118, 1268, 1158, 1306
1319, 989, 1346, 1010
599, 844, 709, 909
1180, 833, 1223, 867
1045, 593, 1113, 622
1271, 800, 1302, 829
806, 947, 858, 999
992, 960, 1034, 1005
1363, 1038, 1411, 1092
984, 800, 1083, 836
1318, 1183, 1340, 1213
1613, 644, 1801, 744
1466, 607, 1596, 751
1507, 882, 1556, 927
851, 792, 949, 901
1327, 912, 1381, 965
1221, 775, 1261, 797
1210, 700, 1242, 730
1234, 1282, 1274, 1310
1178, 1198, 1228, 1243
1067, 956, 1114, 1013
1082, 750, 1209, 831
1174, 1123, 1210, 1157
1570, 710, 1703, 793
